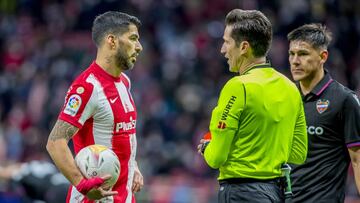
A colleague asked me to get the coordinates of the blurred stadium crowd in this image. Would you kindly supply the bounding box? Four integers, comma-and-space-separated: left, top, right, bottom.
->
0, 0, 359, 202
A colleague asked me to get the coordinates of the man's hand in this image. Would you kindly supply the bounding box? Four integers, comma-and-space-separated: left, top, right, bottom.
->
197, 139, 210, 155
76, 175, 118, 200
197, 132, 211, 155
132, 165, 143, 193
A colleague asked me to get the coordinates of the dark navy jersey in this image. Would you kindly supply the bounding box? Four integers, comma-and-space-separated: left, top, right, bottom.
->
291, 71, 360, 203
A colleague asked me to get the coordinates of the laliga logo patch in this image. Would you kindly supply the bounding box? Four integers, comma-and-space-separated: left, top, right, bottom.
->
316, 99, 330, 114
64, 94, 82, 116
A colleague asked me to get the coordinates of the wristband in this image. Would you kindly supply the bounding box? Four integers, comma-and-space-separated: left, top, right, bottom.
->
76, 177, 104, 195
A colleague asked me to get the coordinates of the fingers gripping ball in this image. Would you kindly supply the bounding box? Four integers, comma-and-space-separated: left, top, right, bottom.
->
75, 145, 120, 188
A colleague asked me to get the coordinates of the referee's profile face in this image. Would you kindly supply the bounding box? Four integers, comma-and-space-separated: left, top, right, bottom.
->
221, 26, 242, 73
288, 40, 327, 82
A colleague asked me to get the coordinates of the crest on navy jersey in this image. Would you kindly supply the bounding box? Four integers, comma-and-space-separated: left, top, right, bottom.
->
316, 99, 330, 114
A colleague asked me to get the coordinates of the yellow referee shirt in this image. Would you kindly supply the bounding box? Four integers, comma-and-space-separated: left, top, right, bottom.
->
204, 64, 308, 180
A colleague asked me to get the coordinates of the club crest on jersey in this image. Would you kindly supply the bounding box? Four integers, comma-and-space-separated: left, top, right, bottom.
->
64, 94, 82, 116
316, 99, 330, 114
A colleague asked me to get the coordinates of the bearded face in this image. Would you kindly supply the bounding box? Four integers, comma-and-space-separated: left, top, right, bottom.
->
113, 24, 142, 71
114, 44, 134, 71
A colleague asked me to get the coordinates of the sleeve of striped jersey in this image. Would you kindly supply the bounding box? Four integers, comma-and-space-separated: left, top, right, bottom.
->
204, 78, 245, 169
58, 80, 96, 128
344, 93, 360, 147
288, 96, 308, 165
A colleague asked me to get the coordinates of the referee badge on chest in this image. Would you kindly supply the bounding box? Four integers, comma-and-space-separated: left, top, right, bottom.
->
316, 99, 330, 114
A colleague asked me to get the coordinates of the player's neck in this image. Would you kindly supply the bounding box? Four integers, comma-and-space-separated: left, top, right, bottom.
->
95, 54, 122, 78
299, 68, 325, 95
239, 57, 267, 75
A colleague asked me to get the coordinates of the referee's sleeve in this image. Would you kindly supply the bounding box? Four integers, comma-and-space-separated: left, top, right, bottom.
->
288, 97, 308, 165
204, 79, 245, 169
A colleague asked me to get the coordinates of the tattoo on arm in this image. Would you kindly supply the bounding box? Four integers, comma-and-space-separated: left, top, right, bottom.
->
49, 120, 79, 142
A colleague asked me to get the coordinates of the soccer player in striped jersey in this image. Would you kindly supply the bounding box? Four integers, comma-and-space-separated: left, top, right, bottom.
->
46, 11, 143, 203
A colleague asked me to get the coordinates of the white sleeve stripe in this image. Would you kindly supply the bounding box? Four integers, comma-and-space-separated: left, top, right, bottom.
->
77, 74, 98, 125
88, 73, 114, 148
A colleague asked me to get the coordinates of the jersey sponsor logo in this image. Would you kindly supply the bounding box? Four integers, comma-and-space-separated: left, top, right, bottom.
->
115, 116, 136, 132
217, 121, 226, 129
221, 96, 237, 120
64, 94, 82, 116
316, 99, 330, 114
307, 126, 324, 135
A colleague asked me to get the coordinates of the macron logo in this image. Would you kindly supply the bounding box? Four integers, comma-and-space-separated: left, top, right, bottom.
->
110, 97, 118, 104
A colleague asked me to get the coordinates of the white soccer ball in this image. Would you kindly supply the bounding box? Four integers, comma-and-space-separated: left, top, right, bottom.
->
75, 144, 120, 188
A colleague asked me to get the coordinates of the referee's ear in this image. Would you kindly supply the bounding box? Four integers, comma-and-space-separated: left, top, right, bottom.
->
319, 50, 328, 64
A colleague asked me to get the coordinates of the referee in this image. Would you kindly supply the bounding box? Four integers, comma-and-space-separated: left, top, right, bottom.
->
288, 24, 360, 202
197, 9, 308, 203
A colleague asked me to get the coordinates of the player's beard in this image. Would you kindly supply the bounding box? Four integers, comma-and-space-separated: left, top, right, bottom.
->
115, 47, 134, 71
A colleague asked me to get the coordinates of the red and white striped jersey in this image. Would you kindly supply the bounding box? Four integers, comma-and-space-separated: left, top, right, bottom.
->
59, 62, 137, 203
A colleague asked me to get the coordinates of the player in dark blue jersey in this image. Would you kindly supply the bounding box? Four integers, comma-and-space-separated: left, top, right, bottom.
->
288, 23, 360, 203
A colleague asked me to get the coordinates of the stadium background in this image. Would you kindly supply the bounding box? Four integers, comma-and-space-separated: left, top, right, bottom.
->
0, 0, 359, 202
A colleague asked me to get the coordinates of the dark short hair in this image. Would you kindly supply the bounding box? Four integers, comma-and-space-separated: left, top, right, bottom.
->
225, 9, 272, 57
92, 11, 141, 47
287, 23, 332, 50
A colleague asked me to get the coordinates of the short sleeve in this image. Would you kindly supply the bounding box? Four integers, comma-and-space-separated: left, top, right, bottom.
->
58, 80, 96, 128
344, 93, 360, 147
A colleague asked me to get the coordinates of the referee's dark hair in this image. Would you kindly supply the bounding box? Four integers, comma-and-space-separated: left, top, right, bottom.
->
287, 23, 332, 50
92, 11, 141, 47
225, 9, 273, 58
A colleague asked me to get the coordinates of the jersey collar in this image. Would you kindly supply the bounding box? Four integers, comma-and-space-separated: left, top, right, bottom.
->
91, 61, 122, 82
241, 63, 271, 75
299, 69, 333, 101
309, 70, 333, 96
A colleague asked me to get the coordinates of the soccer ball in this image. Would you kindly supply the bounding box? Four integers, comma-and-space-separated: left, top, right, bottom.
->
75, 144, 120, 188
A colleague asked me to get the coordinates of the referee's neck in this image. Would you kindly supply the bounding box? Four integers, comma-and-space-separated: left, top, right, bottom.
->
239, 57, 267, 75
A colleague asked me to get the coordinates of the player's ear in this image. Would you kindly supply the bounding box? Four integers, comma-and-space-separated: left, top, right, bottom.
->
105, 34, 116, 50
239, 41, 250, 55
319, 50, 328, 64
